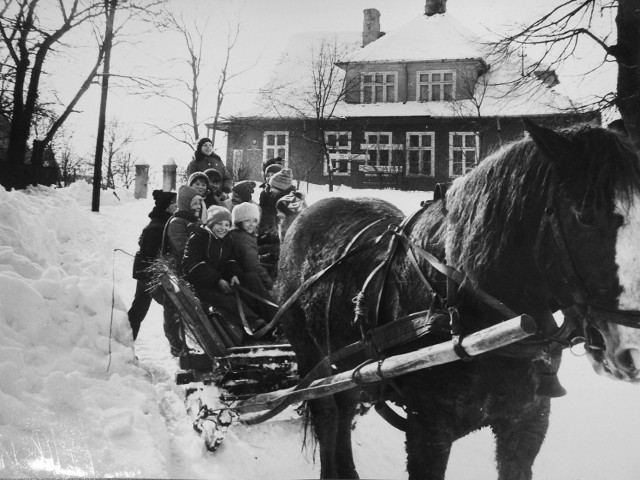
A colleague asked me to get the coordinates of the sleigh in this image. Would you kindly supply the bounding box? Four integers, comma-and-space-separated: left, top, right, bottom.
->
156, 264, 538, 451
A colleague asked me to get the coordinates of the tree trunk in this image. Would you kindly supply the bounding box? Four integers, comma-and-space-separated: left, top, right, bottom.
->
616, 0, 640, 147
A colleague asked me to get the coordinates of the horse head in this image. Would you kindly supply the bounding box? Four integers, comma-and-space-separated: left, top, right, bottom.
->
525, 119, 640, 382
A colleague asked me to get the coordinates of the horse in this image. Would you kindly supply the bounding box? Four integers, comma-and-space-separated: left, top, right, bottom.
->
275, 120, 640, 480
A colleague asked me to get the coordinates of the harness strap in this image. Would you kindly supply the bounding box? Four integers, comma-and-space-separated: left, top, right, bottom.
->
393, 232, 518, 319
253, 218, 391, 337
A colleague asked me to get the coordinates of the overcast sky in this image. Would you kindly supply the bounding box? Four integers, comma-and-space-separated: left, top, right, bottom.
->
49, 0, 615, 170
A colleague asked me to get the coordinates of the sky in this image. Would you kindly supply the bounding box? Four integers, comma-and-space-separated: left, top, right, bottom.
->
46, 0, 615, 172
1, 181, 640, 478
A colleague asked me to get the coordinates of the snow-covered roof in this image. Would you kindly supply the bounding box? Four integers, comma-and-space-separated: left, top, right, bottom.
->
341, 13, 483, 64
223, 12, 579, 123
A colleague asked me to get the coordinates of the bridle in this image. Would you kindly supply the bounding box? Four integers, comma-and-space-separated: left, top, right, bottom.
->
537, 168, 640, 332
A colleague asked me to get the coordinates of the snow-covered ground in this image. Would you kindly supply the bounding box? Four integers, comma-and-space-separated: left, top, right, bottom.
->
1, 181, 640, 479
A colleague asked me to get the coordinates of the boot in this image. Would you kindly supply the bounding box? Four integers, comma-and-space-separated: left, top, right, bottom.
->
536, 373, 567, 397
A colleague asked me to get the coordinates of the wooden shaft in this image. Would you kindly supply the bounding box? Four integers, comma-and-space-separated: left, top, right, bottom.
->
237, 315, 537, 416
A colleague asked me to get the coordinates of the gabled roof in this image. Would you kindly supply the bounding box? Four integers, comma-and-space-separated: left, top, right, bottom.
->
341, 12, 483, 64
221, 12, 580, 124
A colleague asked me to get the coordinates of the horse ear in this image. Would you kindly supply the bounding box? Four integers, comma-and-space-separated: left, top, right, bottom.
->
522, 118, 575, 165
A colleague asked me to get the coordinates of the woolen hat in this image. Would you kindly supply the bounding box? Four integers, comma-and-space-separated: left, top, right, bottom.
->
264, 163, 283, 180
177, 185, 199, 211
196, 137, 213, 152
204, 168, 222, 183
152, 189, 176, 210
188, 171, 209, 187
232, 180, 257, 202
206, 205, 232, 225
269, 168, 294, 190
232, 202, 261, 224
262, 156, 284, 173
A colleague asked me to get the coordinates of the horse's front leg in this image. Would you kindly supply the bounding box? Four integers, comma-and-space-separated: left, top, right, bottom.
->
405, 411, 453, 480
491, 397, 550, 480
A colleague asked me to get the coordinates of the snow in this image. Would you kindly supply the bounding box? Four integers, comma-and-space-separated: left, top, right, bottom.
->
1, 181, 640, 479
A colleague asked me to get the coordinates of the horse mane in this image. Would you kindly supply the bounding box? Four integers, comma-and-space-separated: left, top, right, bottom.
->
445, 124, 640, 285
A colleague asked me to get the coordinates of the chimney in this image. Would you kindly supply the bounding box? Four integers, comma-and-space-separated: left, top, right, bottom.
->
424, 0, 447, 16
362, 8, 381, 47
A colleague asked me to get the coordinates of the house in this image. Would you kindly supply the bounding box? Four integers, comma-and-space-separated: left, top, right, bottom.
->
215, 1, 597, 190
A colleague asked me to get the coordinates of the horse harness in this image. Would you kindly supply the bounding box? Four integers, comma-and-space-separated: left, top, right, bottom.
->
242, 184, 572, 427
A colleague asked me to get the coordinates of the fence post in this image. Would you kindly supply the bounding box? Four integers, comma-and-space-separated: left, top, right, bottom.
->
134, 162, 149, 199
163, 158, 177, 191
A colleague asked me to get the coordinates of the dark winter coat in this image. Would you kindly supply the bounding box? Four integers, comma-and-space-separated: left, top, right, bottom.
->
228, 228, 273, 290
182, 226, 242, 290
132, 208, 172, 281
186, 153, 233, 193
162, 210, 201, 266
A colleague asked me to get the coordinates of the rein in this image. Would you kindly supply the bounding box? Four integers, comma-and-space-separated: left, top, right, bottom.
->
538, 169, 640, 330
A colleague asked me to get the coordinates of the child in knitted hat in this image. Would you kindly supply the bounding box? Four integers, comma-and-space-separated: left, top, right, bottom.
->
223, 180, 257, 211
186, 138, 233, 193
182, 204, 265, 343
159, 184, 203, 356
228, 202, 278, 327
128, 189, 177, 341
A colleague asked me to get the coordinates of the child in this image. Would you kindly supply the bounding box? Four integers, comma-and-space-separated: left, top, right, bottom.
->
182, 206, 265, 343
161, 184, 203, 356
258, 168, 296, 278
187, 172, 209, 223
203, 168, 227, 208
186, 137, 233, 193
128, 190, 176, 341
223, 180, 257, 212
228, 202, 276, 323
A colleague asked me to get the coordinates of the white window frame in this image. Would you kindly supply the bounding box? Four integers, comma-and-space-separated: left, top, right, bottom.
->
449, 132, 479, 177
405, 132, 435, 177
361, 72, 398, 104
417, 70, 456, 102
324, 131, 352, 176
263, 131, 289, 165
361, 131, 399, 174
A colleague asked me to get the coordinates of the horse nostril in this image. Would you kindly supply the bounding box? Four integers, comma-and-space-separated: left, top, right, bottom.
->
616, 348, 640, 376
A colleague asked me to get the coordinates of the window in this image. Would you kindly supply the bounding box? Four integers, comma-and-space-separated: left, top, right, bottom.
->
449, 132, 479, 177
361, 72, 397, 103
417, 71, 455, 101
263, 131, 289, 164
324, 131, 352, 176
361, 132, 398, 173
406, 132, 435, 177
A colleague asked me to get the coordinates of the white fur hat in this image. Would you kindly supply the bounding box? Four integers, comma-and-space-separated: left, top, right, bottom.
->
232, 202, 260, 224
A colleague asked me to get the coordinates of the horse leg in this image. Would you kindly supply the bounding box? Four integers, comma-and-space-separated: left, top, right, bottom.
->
307, 395, 342, 479
405, 411, 453, 480
333, 390, 360, 479
491, 398, 550, 480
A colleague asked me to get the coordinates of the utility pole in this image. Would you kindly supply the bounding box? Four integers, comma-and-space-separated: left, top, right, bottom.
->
92, 0, 118, 212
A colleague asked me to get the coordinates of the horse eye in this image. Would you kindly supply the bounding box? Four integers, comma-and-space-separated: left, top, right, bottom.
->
574, 208, 599, 228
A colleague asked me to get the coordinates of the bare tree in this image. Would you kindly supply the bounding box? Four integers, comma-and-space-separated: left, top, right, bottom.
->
491, 0, 640, 145
150, 8, 251, 154
0, 0, 162, 190
113, 151, 136, 188
55, 130, 88, 186
260, 35, 360, 191
101, 118, 132, 189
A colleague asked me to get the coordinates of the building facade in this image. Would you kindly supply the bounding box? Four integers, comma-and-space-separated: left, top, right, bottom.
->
215, 4, 597, 190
